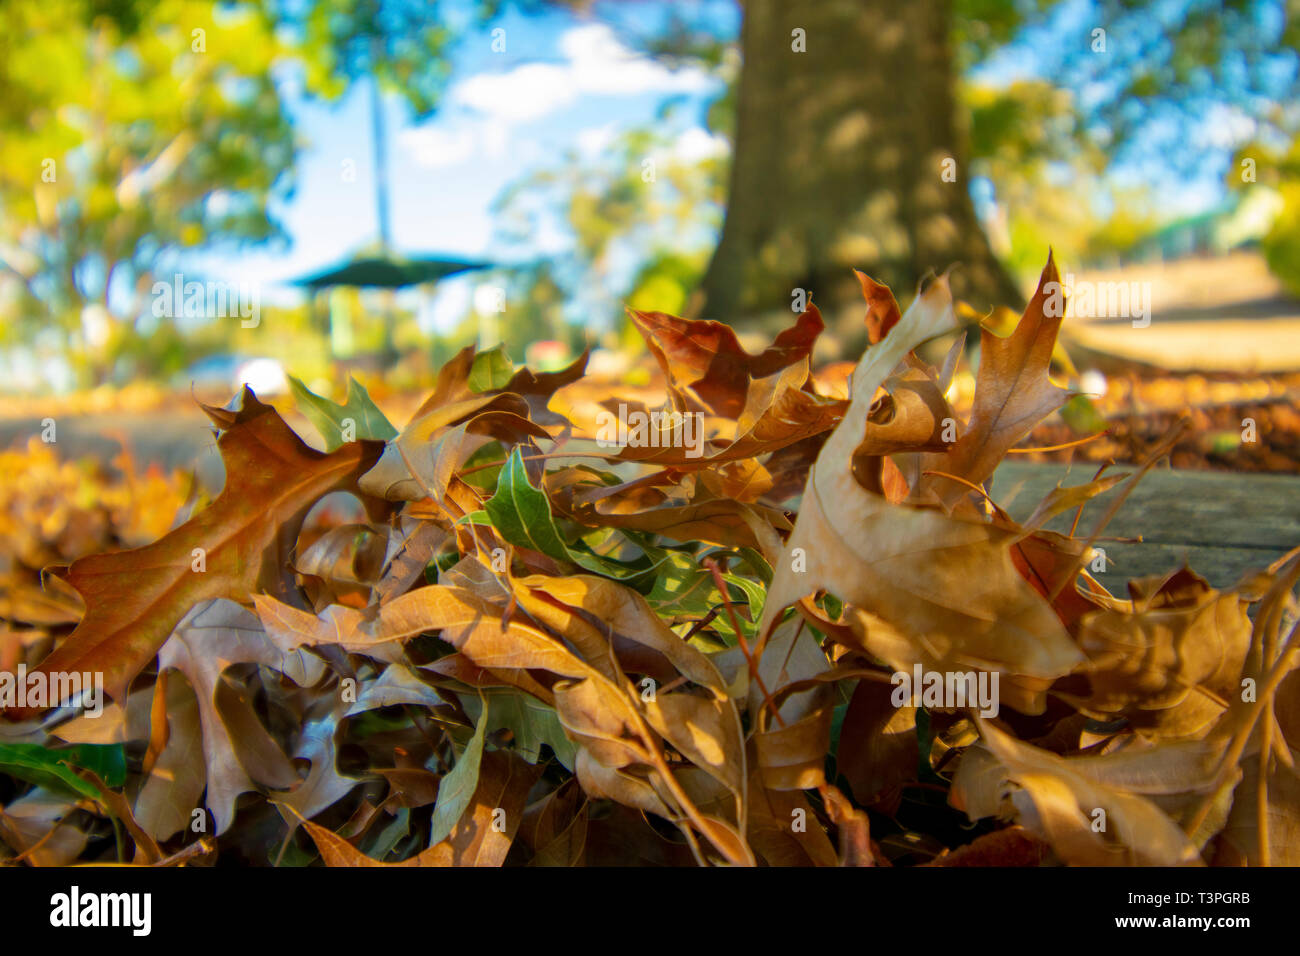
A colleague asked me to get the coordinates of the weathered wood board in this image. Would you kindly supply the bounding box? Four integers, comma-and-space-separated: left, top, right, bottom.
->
992, 461, 1300, 589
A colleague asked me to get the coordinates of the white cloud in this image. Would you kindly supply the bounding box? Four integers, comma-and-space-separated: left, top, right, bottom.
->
576, 122, 618, 158
559, 23, 709, 96
668, 126, 727, 163
399, 126, 479, 168
399, 116, 513, 169
1196, 104, 1256, 150
451, 23, 712, 124
398, 25, 715, 172
573, 123, 727, 165
453, 62, 576, 122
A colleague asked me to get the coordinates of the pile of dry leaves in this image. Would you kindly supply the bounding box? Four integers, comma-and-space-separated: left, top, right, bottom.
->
1, 255, 1296, 867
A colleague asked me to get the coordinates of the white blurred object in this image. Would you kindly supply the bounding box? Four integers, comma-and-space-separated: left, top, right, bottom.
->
474, 283, 506, 315
235, 357, 288, 395
587, 348, 629, 377
1080, 369, 1108, 398
80, 304, 112, 349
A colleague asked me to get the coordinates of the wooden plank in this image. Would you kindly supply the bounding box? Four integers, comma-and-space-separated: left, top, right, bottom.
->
1032, 541, 1276, 592
992, 462, 1299, 589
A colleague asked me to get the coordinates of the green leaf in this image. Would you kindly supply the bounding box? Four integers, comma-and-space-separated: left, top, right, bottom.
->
428, 697, 488, 846
362, 807, 411, 862
641, 549, 770, 647
819, 593, 844, 620
467, 345, 515, 393
289, 376, 398, 451
463, 690, 577, 772
645, 550, 715, 612
736, 547, 774, 586
459, 441, 506, 489
1059, 394, 1107, 436
0, 743, 126, 800
717, 573, 766, 642
481, 448, 658, 581
482, 448, 572, 561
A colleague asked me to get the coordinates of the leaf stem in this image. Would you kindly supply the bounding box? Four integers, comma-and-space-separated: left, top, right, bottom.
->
703, 557, 786, 729
1005, 430, 1110, 454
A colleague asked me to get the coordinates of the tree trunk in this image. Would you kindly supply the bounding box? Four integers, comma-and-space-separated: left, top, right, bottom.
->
699, 0, 1022, 329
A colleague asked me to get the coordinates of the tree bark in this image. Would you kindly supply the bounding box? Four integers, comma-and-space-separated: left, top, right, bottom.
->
699, 0, 1022, 327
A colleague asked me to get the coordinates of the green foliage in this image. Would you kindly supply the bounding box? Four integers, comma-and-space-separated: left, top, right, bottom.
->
4, 0, 1299, 383
462, 689, 577, 771
1060, 394, 1108, 436
0, 0, 296, 381
1248, 137, 1300, 295
0, 743, 126, 800
427, 696, 487, 845
480, 447, 661, 581
267, 0, 458, 115
625, 250, 710, 319
467, 345, 515, 393
289, 375, 399, 450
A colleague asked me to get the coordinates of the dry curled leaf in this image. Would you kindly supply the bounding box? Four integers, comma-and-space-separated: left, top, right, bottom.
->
11, 389, 386, 709
757, 275, 1083, 713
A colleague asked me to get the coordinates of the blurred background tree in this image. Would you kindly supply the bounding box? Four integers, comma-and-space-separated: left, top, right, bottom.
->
591, 0, 1300, 323
492, 116, 728, 339
0, 0, 297, 385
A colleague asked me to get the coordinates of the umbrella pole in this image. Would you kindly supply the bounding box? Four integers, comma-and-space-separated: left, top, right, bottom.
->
369, 37, 397, 365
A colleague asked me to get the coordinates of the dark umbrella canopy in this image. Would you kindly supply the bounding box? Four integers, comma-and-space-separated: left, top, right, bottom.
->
293, 253, 492, 290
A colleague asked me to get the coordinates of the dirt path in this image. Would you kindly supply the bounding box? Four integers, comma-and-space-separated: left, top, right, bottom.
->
2, 411, 226, 491
1061, 251, 1300, 372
